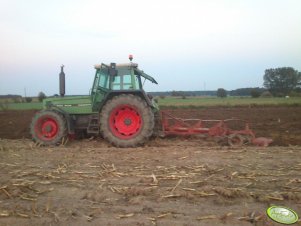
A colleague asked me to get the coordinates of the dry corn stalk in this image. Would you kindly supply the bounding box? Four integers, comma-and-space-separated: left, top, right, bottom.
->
266, 195, 284, 201
16, 212, 30, 218
0, 211, 10, 217
220, 212, 233, 222
20, 195, 37, 201
162, 194, 181, 198
189, 180, 204, 184
1, 187, 12, 198
197, 215, 217, 220
195, 191, 216, 197
157, 213, 170, 218
182, 187, 196, 191
46, 198, 51, 213
51, 211, 60, 222
151, 173, 158, 185
117, 213, 134, 219
171, 179, 182, 193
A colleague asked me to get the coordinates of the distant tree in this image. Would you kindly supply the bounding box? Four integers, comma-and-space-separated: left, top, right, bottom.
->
263, 67, 301, 96
229, 87, 266, 96
25, 97, 32, 103
171, 90, 188, 97
260, 91, 273, 98
250, 89, 261, 98
0, 95, 21, 100
217, 88, 227, 98
38, 92, 46, 102
289, 87, 301, 97
171, 90, 178, 96
295, 87, 301, 93
12, 97, 22, 103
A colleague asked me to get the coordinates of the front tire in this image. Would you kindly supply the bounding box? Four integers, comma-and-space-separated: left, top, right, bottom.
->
30, 110, 67, 145
100, 94, 154, 147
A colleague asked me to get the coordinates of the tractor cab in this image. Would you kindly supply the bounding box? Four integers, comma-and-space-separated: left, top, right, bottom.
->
91, 62, 158, 112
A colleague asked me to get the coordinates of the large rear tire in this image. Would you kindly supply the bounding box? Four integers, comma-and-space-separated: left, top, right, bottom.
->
30, 110, 67, 145
100, 94, 154, 147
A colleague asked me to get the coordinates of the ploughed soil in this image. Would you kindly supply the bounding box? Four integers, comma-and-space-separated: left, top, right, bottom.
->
1, 106, 301, 145
0, 139, 301, 226
0, 107, 301, 225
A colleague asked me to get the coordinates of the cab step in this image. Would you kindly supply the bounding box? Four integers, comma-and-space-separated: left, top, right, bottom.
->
87, 116, 99, 134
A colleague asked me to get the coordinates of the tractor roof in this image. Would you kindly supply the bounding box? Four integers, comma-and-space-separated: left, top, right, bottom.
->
94, 63, 158, 84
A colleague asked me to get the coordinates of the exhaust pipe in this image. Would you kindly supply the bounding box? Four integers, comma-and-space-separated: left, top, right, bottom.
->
59, 65, 65, 97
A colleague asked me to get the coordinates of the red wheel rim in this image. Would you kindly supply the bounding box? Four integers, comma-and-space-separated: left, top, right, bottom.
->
35, 116, 59, 141
109, 105, 142, 139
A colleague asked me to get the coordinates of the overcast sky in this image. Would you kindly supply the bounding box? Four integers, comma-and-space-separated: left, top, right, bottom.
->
0, 0, 300, 96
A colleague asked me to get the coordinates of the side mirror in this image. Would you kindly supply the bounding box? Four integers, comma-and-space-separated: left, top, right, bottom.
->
109, 63, 118, 77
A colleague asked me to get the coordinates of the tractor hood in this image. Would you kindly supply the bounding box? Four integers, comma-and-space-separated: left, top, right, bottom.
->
43, 95, 94, 114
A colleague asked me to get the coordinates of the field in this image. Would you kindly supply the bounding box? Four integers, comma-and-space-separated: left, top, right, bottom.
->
158, 96, 301, 108
0, 98, 42, 111
0, 139, 301, 226
0, 103, 301, 225
1, 96, 301, 111
0, 102, 42, 110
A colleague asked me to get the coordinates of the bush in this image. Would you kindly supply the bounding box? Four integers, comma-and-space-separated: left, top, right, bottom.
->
250, 89, 261, 98
217, 88, 227, 98
260, 91, 273, 98
25, 97, 33, 103
12, 97, 22, 103
289, 90, 301, 97
38, 92, 46, 102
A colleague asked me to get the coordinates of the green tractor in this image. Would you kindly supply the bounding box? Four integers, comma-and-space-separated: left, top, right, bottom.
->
30, 56, 159, 147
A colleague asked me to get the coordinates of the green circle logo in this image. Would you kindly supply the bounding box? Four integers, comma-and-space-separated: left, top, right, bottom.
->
267, 206, 299, 224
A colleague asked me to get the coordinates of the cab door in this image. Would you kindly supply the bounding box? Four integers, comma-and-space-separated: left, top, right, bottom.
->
91, 65, 109, 112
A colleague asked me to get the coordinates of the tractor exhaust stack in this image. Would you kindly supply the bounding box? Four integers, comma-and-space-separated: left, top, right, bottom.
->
59, 65, 65, 97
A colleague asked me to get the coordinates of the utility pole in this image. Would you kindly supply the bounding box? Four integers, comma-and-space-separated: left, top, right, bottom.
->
24, 87, 27, 97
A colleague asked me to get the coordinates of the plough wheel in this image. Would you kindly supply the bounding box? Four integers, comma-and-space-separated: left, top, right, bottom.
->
227, 134, 244, 147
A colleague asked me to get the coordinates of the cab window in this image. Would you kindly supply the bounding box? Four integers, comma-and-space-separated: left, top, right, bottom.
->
112, 74, 135, 90
92, 72, 100, 92
112, 75, 121, 90
111, 68, 141, 90
98, 72, 109, 89
123, 74, 132, 89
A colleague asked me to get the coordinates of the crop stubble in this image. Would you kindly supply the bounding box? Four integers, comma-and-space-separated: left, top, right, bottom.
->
0, 138, 300, 225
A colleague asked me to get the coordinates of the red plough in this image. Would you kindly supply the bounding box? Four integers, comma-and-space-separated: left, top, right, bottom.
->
160, 111, 272, 147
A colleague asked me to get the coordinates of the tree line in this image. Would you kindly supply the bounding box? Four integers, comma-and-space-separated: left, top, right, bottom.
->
0, 92, 47, 103
1, 67, 300, 100
151, 67, 301, 98
216, 67, 301, 98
